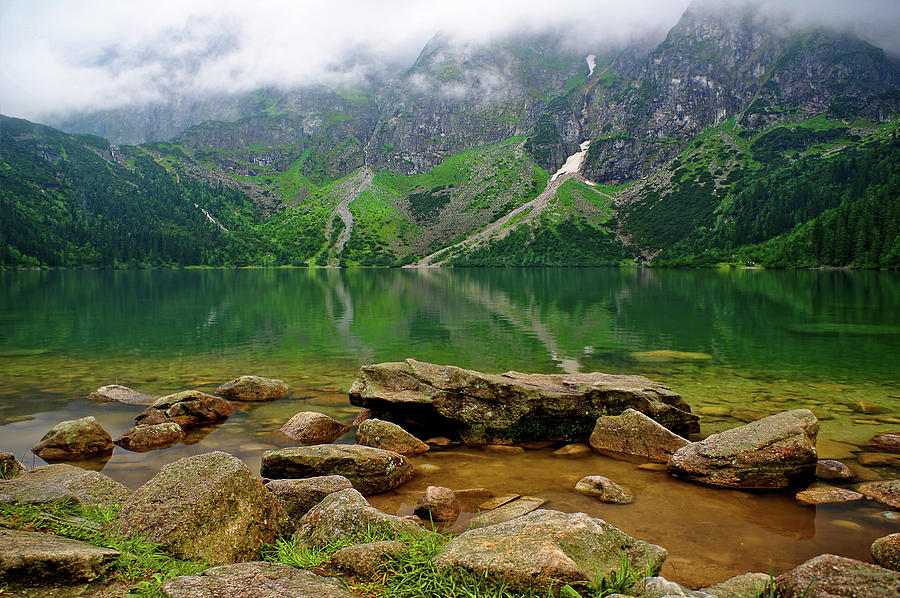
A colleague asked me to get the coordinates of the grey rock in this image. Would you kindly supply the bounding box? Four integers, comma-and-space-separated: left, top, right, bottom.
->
114, 422, 184, 452
0, 452, 25, 479
590, 409, 689, 463
628, 576, 713, 597
872, 533, 900, 571
331, 541, 406, 578
667, 409, 818, 489
700, 572, 771, 598
135, 390, 235, 427
413, 486, 460, 522
815, 459, 855, 481
260, 445, 413, 495
265, 475, 353, 527
0, 529, 119, 585
357, 419, 429, 455
31, 416, 114, 462
574, 475, 634, 504
280, 411, 349, 445
88, 384, 156, 404
775, 554, 900, 597
113, 451, 289, 565
0, 463, 130, 510
160, 561, 359, 598
216, 375, 289, 401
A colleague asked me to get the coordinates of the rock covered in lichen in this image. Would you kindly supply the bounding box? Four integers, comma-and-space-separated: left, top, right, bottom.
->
216, 375, 289, 401
31, 416, 114, 462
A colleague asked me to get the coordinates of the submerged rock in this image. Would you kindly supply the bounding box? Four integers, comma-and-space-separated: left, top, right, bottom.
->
114, 451, 289, 565
0, 452, 25, 479
135, 390, 235, 427
552, 443, 592, 457
261, 445, 413, 495
872, 533, 900, 571
590, 408, 689, 463
265, 475, 353, 527
160, 561, 358, 598
280, 411, 349, 445
433, 509, 667, 593
0, 528, 120, 585
414, 486, 460, 522
667, 409, 818, 489
574, 476, 634, 504
775, 554, 900, 597
216, 375, 289, 401
356, 418, 429, 455
815, 459, 855, 481
31, 416, 114, 462
114, 422, 184, 452
88, 384, 156, 404
349, 359, 698, 444
0, 464, 130, 510
868, 433, 900, 454
858, 479, 900, 510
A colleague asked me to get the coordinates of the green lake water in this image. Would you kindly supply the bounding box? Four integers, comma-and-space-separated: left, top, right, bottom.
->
1, 267, 898, 587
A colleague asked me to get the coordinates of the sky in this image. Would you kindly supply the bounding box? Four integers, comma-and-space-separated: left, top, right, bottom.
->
1, 0, 898, 121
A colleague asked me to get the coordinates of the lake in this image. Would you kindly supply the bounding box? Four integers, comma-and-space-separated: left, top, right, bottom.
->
1, 267, 898, 587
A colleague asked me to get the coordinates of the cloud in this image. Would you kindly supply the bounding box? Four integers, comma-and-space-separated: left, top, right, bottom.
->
1, 0, 898, 121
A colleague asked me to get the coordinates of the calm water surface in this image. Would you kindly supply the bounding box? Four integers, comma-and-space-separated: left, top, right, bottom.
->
1, 268, 898, 587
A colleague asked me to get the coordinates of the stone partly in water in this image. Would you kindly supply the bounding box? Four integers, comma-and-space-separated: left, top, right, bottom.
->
216, 375, 290, 401
135, 390, 235, 427
667, 409, 818, 489
590, 408, 689, 463
414, 486, 460, 522
331, 541, 407, 579
31, 416, 114, 462
0, 464, 131, 510
356, 418, 430, 455
815, 459, 855, 481
0, 528, 120, 585
114, 451, 289, 565
294, 488, 429, 549
775, 554, 900, 597
433, 509, 667, 593
0, 452, 25, 479
279, 412, 349, 445
872, 533, 900, 571
265, 475, 354, 528
160, 561, 359, 598
858, 480, 900, 510
574, 476, 634, 504
868, 433, 900, 454
349, 359, 698, 444
795, 483, 865, 505
261, 445, 413, 495
88, 384, 156, 404
114, 423, 185, 452
700, 572, 771, 598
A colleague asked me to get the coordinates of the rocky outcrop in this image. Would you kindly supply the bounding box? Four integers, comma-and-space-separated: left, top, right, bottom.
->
0, 464, 130, 509
795, 484, 864, 505
31, 416, 114, 461
0, 452, 25, 479
114, 423, 185, 452
775, 554, 900, 597
331, 541, 407, 579
574, 476, 634, 504
113, 451, 289, 564
872, 533, 900, 571
413, 486, 460, 522
667, 409, 818, 489
280, 412, 349, 444
294, 488, 429, 549
356, 419, 429, 455
433, 509, 666, 593
858, 480, 900, 510
349, 359, 698, 445
868, 433, 900, 454
216, 375, 290, 401
88, 384, 156, 404
160, 561, 360, 598
265, 475, 353, 527
135, 390, 235, 427
590, 408, 689, 463
260, 445, 413, 495
0, 529, 120, 585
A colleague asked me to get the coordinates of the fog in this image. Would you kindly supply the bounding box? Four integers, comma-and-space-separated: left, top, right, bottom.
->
1, 0, 898, 120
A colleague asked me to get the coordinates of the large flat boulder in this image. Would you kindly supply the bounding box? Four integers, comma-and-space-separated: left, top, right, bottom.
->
667, 409, 818, 489
216, 376, 290, 401
775, 554, 900, 597
349, 359, 698, 444
433, 509, 667, 593
113, 451, 289, 564
590, 408, 689, 463
31, 416, 114, 462
135, 390, 234, 427
0, 464, 131, 510
0, 529, 120, 585
160, 561, 359, 598
260, 445, 413, 495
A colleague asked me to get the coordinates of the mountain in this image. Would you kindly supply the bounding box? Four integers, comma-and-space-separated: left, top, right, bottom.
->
3, 1, 899, 269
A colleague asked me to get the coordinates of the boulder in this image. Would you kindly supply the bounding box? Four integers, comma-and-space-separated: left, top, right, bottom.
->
589, 409, 689, 463
868, 433, 900, 454
135, 390, 234, 427
0, 452, 25, 479
280, 412, 349, 444
795, 483, 864, 505
574, 476, 634, 504
31, 416, 114, 462
356, 419, 429, 455
667, 409, 818, 489
88, 384, 155, 404
114, 423, 184, 452
413, 486, 460, 522
294, 488, 429, 549
349, 359, 699, 444
433, 509, 667, 593
113, 451, 289, 565
858, 480, 900, 510
0, 464, 130, 509
815, 459, 855, 481
775, 554, 900, 597
331, 541, 406, 578
0, 529, 119, 585
700, 572, 771, 597
629, 576, 712, 597
216, 375, 290, 401
265, 475, 353, 527
260, 445, 413, 495
872, 533, 900, 571
160, 561, 359, 598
